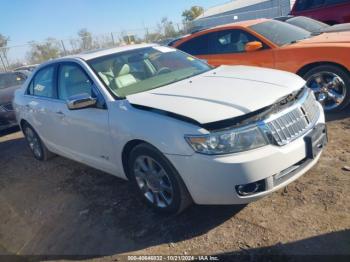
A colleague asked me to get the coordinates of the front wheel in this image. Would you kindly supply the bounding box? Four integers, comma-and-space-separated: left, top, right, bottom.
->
128, 143, 192, 214
303, 65, 350, 112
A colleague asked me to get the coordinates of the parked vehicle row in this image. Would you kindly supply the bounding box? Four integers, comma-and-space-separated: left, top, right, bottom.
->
14, 64, 39, 73
0, 71, 28, 130
290, 0, 350, 25
14, 44, 327, 214
275, 15, 350, 34
170, 18, 350, 112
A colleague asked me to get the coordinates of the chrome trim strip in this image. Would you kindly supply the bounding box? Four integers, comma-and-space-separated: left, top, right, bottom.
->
262, 88, 320, 146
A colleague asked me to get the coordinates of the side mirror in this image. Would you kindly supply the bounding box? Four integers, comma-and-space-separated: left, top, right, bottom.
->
245, 41, 263, 52
66, 93, 97, 110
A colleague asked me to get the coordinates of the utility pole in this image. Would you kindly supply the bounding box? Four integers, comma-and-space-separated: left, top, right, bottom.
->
111, 32, 115, 45
61, 40, 68, 56
0, 51, 7, 72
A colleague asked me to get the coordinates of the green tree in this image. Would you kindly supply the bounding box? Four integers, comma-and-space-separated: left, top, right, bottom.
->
27, 38, 61, 64
78, 28, 93, 50
182, 6, 204, 22
160, 17, 178, 38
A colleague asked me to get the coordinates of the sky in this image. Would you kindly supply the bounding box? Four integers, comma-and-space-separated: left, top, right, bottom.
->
1, 0, 228, 47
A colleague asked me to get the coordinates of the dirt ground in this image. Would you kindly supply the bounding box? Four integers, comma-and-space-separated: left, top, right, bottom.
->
0, 111, 350, 261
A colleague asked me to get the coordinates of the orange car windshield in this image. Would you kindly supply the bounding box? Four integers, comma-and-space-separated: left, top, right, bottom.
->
250, 20, 312, 46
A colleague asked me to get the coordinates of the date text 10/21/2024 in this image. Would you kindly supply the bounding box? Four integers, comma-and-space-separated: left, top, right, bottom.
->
127, 255, 220, 261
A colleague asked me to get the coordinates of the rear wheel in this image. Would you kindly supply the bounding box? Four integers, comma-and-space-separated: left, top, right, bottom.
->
23, 124, 54, 161
128, 143, 192, 214
303, 65, 350, 112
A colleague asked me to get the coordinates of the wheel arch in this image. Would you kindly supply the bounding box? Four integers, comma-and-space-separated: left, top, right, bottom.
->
121, 139, 150, 179
296, 62, 350, 77
19, 119, 30, 130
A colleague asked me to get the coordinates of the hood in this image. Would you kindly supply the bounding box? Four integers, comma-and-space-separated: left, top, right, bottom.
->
298, 31, 350, 45
0, 85, 21, 104
127, 65, 305, 125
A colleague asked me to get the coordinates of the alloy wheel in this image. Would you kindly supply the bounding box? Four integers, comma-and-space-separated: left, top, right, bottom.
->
25, 127, 42, 159
306, 71, 347, 111
133, 155, 174, 208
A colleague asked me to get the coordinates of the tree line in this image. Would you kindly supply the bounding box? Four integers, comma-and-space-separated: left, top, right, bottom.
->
0, 6, 203, 69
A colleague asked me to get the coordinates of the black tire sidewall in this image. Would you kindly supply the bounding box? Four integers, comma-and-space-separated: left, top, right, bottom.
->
303, 64, 350, 112
23, 124, 45, 161
128, 144, 186, 214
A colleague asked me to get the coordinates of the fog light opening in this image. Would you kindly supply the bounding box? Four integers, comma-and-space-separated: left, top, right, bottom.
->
235, 179, 265, 196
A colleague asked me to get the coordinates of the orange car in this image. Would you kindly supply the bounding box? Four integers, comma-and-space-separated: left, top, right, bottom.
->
171, 19, 350, 112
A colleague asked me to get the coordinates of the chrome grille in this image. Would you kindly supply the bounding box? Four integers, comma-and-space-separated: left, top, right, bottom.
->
266, 90, 320, 146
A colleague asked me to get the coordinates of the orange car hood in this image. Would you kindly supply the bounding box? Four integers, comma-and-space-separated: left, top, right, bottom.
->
297, 32, 350, 45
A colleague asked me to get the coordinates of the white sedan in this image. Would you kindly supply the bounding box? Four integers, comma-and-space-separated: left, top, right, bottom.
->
14, 44, 327, 214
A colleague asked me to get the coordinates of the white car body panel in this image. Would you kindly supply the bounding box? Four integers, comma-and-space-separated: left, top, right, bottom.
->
13, 45, 325, 205
167, 104, 325, 204
127, 65, 306, 124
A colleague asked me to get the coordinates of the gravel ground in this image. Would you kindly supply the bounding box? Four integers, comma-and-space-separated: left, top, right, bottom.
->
0, 112, 349, 261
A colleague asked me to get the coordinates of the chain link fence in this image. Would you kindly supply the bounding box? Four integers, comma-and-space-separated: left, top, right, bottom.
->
0, 22, 188, 72
0, 0, 293, 72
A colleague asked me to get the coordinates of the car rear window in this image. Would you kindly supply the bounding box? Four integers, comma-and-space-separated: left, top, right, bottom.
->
0, 73, 27, 89
250, 20, 311, 46
286, 16, 329, 33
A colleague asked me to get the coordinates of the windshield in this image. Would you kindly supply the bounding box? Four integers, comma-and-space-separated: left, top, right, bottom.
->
0, 72, 27, 89
250, 20, 312, 46
287, 16, 329, 33
88, 46, 212, 97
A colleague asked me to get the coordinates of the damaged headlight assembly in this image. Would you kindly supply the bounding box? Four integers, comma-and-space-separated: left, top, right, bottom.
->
185, 125, 268, 155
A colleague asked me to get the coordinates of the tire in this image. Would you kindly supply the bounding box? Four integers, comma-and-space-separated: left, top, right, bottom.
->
302, 64, 350, 112
128, 143, 192, 214
23, 123, 55, 161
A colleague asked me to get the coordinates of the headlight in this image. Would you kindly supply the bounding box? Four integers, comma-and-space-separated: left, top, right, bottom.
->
185, 126, 268, 155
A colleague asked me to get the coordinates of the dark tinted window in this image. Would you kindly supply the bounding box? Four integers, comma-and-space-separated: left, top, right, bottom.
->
295, 0, 325, 11
177, 34, 210, 55
58, 64, 92, 100
325, 0, 349, 5
286, 16, 329, 33
210, 29, 262, 54
178, 30, 262, 55
0, 72, 27, 89
28, 66, 55, 98
250, 20, 311, 46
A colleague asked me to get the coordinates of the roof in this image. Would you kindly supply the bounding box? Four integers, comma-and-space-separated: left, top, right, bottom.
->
197, 0, 270, 19
206, 18, 267, 31
68, 43, 156, 61
173, 19, 267, 47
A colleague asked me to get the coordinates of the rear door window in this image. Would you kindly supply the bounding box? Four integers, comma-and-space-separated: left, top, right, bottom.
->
28, 66, 55, 98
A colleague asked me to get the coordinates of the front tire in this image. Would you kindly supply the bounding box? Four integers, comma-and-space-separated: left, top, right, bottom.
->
23, 124, 54, 161
128, 143, 192, 214
303, 64, 350, 112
